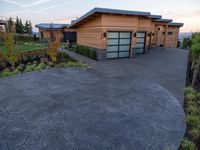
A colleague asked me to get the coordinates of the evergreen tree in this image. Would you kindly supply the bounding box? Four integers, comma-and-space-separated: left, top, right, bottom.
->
7, 17, 15, 33
19, 18, 24, 34
24, 20, 29, 34
28, 20, 32, 35
15, 17, 20, 33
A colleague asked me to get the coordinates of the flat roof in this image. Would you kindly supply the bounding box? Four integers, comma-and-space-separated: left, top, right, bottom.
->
69, 7, 151, 28
35, 23, 69, 30
168, 22, 184, 27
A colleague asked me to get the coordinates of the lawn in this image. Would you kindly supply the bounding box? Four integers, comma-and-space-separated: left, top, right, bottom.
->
0, 42, 48, 54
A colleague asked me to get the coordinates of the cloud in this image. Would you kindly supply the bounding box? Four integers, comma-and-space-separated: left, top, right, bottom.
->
34, 0, 81, 13
2, 0, 26, 7
2, 0, 50, 7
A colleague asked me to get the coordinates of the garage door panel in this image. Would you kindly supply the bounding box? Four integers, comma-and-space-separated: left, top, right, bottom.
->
107, 52, 118, 58
119, 52, 129, 58
119, 45, 130, 51
135, 48, 144, 54
119, 39, 131, 45
107, 32, 119, 38
136, 43, 144, 48
135, 32, 146, 54
120, 32, 131, 38
107, 46, 118, 52
137, 33, 145, 38
137, 38, 145, 43
107, 39, 118, 45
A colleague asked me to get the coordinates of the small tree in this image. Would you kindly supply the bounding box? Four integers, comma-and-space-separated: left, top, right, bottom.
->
182, 37, 191, 49
28, 20, 32, 35
191, 33, 200, 87
48, 41, 60, 63
4, 33, 19, 69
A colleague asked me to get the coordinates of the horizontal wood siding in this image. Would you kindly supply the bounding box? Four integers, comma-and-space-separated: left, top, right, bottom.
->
165, 27, 179, 48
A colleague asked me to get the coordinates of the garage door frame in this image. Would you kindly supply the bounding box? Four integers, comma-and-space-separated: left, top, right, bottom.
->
106, 31, 132, 59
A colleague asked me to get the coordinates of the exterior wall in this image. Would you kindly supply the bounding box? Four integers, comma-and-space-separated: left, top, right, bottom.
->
165, 26, 179, 48
76, 15, 103, 50
39, 29, 64, 41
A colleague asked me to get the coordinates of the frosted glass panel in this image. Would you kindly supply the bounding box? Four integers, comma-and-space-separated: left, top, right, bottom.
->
120, 32, 131, 38
120, 39, 131, 45
119, 52, 129, 57
107, 39, 118, 45
137, 33, 145, 38
107, 32, 119, 38
136, 43, 144, 48
137, 38, 145, 43
135, 48, 144, 54
107, 52, 118, 58
119, 45, 129, 51
107, 46, 118, 52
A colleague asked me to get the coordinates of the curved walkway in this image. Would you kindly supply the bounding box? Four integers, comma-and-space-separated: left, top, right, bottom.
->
0, 68, 185, 150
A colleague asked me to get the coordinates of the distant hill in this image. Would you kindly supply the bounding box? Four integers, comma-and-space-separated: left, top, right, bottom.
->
179, 32, 192, 41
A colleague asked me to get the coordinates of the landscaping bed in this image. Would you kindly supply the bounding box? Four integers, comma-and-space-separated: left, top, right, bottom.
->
69, 45, 97, 60
0, 52, 87, 79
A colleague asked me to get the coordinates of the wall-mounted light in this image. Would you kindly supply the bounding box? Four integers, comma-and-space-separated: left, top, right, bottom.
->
133, 32, 137, 37
103, 32, 107, 39
148, 33, 151, 37
152, 33, 154, 36
162, 32, 165, 35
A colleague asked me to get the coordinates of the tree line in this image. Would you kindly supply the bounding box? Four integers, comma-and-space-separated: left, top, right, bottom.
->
7, 17, 32, 35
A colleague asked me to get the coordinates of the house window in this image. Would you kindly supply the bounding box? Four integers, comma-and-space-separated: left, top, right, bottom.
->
168, 32, 173, 35
40, 31, 43, 39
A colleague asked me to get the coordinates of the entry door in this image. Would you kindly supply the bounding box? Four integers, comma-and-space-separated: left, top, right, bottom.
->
107, 32, 131, 59
135, 32, 146, 54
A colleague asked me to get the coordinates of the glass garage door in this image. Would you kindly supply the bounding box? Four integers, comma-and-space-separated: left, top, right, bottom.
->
107, 32, 131, 59
135, 32, 146, 54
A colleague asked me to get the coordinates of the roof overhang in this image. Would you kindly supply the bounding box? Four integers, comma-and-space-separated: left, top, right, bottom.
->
168, 22, 184, 27
69, 7, 151, 28
35, 23, 69, 30
154, 18, 173, 23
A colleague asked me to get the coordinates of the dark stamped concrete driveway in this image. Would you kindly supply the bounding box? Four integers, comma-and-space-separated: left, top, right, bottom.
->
0, 68, 185, 150
67, 48, 189, 105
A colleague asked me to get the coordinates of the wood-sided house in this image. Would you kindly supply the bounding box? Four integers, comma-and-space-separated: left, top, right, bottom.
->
36, 7, 183, 60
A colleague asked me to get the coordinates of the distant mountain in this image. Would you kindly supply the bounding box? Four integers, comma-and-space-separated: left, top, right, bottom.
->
179, 32, 192, 41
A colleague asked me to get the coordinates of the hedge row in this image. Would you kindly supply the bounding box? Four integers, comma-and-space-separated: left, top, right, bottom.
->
14, 34, 39, 42
73, 45, 97, 60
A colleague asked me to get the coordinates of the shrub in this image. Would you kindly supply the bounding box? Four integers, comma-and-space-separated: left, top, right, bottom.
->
184, 87, 196, 96
47, 62, 54, 67
89, 50, 97, 60
186, 115, 200, 127
186, 105, 199, 115
186, 93, 197, 102
0, 68, 20, 78
24, 64, 36, 72
189, 128, 200, 140
55, 62, 68, 68
37, 63, 46, 69
180, 139, 196, 150
14, 34, 35, 42
16, 65, 24, 72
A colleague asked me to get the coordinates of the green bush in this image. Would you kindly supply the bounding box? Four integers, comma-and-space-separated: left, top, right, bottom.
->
186, 115, 200, 127
189, 128, 200, 140
89, 50, 97, 60
24, 64, 37, 72
16, 65, 24, 72
181, 139, 196, 150
184, 87, 196, 96
0, 68, 20, 78
47, 62, 54, 67
186, 105, 199, 115
14, 34, 35, 42
186, 93, 197, 102
37, 63, 46, 69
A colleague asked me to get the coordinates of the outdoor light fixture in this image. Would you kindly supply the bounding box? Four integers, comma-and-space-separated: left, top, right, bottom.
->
103, 32, 107, 39
148, 33, 150, 37
152, 32, 154, 36
133, 32, 137, 37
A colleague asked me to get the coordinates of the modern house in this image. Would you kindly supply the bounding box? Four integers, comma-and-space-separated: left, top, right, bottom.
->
36, 7, 183, 60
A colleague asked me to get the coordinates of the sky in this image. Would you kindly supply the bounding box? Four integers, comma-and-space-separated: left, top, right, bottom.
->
0, 0, 200, 32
